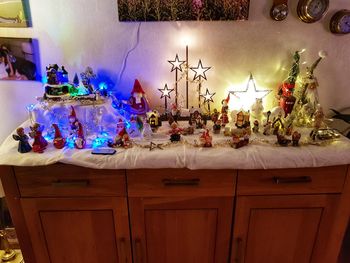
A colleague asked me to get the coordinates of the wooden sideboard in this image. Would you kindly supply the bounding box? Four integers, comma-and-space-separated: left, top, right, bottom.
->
0, 164, 349, 263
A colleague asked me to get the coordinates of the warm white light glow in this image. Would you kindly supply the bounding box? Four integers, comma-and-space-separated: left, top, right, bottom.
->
180, 33, 195, 47
228, 74, 271, 111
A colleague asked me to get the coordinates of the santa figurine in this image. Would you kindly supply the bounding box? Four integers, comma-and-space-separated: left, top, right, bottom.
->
68, 106, 85, 149
29, 123, 48, 153
108, 119, 131, 148
128, 79, 150, 117
199, 129, 213, 147
52, 124, 66, 149
220, 94, 230, 127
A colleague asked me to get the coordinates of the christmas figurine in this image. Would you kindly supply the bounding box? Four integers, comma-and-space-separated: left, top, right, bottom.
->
211, 108, 220, 123
272, 113, 284, 135
128, 79, 150, 117
263, 121, 272, 136
12, 127, 32, 153
278, 51, 301, 117
251, 98, 264, 122
277, 133, 291, 147
292, 131, 301, 146
189, 108, 206, 129
108, 119, 131, 148
232, 134, 249, 149
147, 110, 162, 131
169, 122, 183, 142
29, 123, 48, 153
252, 120, 259, 133
68, 106, 85, 149
213, 120, 222, 134
128, 114, 143, 138
220, 94, 230, 127
235, 110, 250, 129
199, 129, 213, 147
298, 51, 326, 115
52, 124, 66, 149
170, 103, 180, 123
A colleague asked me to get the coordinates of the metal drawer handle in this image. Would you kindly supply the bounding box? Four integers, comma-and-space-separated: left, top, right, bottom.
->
273, 176, 312, 184
162, 178, 200, 186
51, 180, 90, 187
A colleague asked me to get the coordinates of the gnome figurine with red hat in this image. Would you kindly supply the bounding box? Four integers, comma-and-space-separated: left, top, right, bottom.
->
29, 123, 48, 153
108, 119, 131, 148
52, 124, 66, 149
128, 79, 150, 117
68, 106, 85, 149
220, 94, 230, 127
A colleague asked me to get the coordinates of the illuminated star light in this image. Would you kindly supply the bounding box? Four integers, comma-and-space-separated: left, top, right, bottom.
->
190, 60, 211, 80
168, 54, 185, 72
200, 89, 216, 103
158, 84, 174, 99
229, 73, 271, 110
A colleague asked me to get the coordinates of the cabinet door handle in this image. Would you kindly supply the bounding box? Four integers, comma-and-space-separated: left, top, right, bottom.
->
234, 237, 243, 263
162, 178, 200, 186
273, 176, 312, 184
134, 238, 143, 263
51, 179, 90, 187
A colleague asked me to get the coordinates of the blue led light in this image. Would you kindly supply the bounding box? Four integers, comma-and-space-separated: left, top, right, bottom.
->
26, 104, 35, 111
66, 136, 77, 149
99, 82, 108, 90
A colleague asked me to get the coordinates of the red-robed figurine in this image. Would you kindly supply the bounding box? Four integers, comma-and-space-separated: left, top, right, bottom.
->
52, 124, 66, 149
128, 79, 150, 117
68, 106, 85, 149
220, 94, 230, 127
29, 123, 48, 153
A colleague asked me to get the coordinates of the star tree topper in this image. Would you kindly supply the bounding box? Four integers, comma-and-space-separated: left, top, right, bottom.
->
200, 89, 216, 103
168, 54, 185, 72
190, 60, 211, 80
230, 73, 271, 109
158, 84, 174, 99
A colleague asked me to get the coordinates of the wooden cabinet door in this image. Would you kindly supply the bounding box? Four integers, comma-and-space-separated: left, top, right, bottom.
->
231, 195, 339, 263
21, 197, 132, 263
129, 197, 234, 263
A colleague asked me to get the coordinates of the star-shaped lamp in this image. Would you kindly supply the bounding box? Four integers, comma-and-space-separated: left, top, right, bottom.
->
168, 54, 185, 72
190, 60, 211, 80
230, 73, 271, 110
158, 84, 174, 99
200, 89, 216, 103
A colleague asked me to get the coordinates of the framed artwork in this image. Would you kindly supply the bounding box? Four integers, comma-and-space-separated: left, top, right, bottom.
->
0, 0, 31, 27
0, 37, 40, 81
118, 0, 250, 21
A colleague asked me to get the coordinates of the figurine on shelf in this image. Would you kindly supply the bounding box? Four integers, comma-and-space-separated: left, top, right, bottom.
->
52, 124, 66, 149
272, 113, 284, 135
147, 110, 162, 131
263, 121, 272, 136
292, 131, 301, 146
68, 106, 85, 149
310, 104, 325, 141
170, 103, 180, 123
80, 67, 96, 94
108, 119, 131, 148
199, 129, 213, 147
213, 120, 221, 134
277, 133, 291, 146
232, 134, 249, 149
278, 51, 301, 117
251, 98, 264, 122
128, 114, 143, 138
211, 108, 219, 123
128, 79, 150, 117
235, 110, 250, 129
12, 127, 32, 153
189, 108, 206, 129
29, 123, 48, 153
220, 94, 230, 127
252, 120, 259, 133
169, 122, 183, 142
182, 126, 194, 135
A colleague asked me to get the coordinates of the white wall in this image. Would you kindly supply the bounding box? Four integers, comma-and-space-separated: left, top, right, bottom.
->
0, 0, 350, 144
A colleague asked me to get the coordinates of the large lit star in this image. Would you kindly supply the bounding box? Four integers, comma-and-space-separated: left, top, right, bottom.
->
168, 54, 185, 72
200, 89, 216, 103
158, 84, 174, 99
229, 73, 271, 110
190, 60, 211, 80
